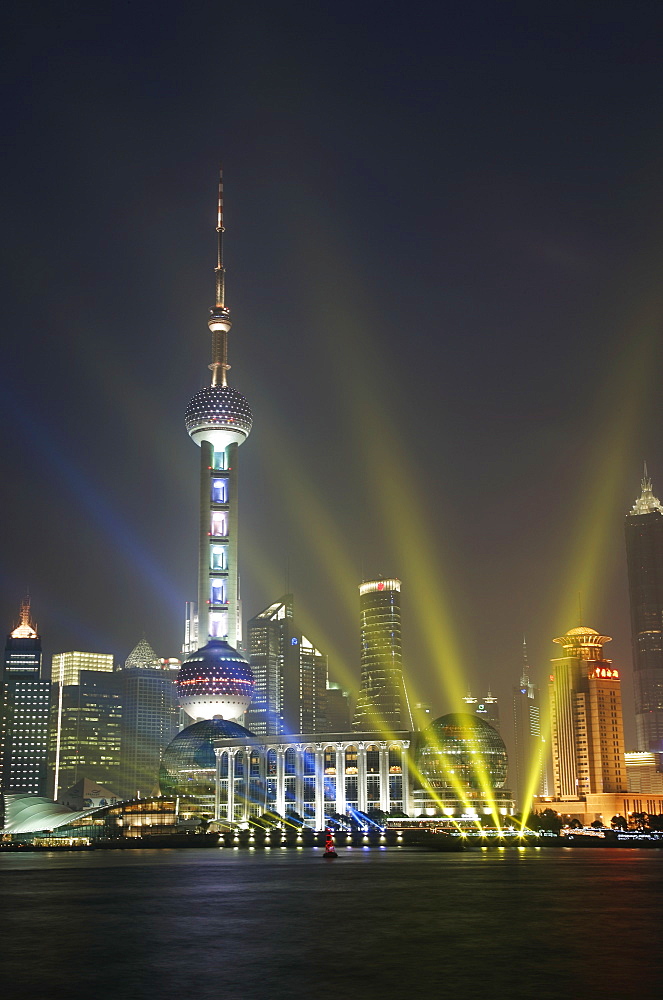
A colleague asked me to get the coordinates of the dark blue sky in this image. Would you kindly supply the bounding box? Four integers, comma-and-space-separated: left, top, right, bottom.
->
2, 1, 663, 744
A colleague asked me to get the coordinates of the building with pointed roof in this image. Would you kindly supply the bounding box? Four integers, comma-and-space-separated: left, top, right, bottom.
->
1, 598, 50, 796
625, 465, 663, 752
512, 637, 545, 810
118, 638, 179, 800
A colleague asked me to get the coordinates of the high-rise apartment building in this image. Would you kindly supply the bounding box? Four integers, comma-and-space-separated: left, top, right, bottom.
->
353, 578, 413, 732
624, 467, 663, 752
117, 638, 179, 800
548, 626, 626, 799
245, 595, 329, 735
512, 638, 544, 808
0, 599, 50, 796
50, 651, 121, 800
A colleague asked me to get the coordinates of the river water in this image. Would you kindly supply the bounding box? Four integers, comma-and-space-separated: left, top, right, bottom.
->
1, 846, 661, 999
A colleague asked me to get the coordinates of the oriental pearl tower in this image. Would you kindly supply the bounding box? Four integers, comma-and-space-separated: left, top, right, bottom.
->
177, 170, 254, 723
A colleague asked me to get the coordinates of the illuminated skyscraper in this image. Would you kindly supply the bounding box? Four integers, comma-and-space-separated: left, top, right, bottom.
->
353, 578, 413, 732
512, 638, 543, 808
245, 595, 329, 735
117, 638, 179, 799
548, 626, 626, 799
185, 168, 252, 649
49, 651, 120, 800
625, 466, 663, 751
0, 599, 50, 796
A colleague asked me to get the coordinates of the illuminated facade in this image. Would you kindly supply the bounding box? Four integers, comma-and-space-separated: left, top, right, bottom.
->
624, 751, 663, 794
49, 652, 121, 800
548, 626, 627, 799
177, 638, 254, 722
625, 467, 663, 751
245, 595, 329, 735
0, 599, 50, 796
353, 579, 413, 732
512, 638, 545, 808
117, 638, 179, 799
185, 169, 252, 649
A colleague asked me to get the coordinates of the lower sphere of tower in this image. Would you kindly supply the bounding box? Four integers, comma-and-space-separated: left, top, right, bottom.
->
176, 638, 254, 721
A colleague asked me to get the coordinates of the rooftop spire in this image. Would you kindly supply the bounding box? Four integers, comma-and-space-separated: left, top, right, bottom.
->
629, 462, 663, 516
521, 634, 532, 687
215, 165, 225, 308
208, 164, 232, 388
10, 595, 38, 639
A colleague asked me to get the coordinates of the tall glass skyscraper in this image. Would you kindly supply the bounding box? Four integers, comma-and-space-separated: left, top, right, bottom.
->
245, 595, 329, 735
512, 638, 544, 808
49, 651, 120, 800
0, 599, 50, 796
353, 578, 413, 732
625, 467, 663, 752
117, 638, 179, 799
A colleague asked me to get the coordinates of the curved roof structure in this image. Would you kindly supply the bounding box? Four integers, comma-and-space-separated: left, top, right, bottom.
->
2, 795, 97, 835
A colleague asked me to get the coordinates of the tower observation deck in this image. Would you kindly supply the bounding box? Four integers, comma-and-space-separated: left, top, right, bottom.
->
185, 169, 253, 648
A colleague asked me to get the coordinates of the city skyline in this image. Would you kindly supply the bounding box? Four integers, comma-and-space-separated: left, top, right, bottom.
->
2, 7, 663, 754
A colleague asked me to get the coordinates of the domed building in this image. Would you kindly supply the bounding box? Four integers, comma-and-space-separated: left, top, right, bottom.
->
176, 638, 254, 722
159, 718, 254, 816
414, 713, 514, 821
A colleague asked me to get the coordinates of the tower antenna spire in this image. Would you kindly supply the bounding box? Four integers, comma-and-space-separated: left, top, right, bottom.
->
208, 164, 232, 387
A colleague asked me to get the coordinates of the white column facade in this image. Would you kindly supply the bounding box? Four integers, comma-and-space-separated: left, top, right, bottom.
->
213, 736, 412, 829
276, 745, 286, 818
335, 743, 346, 815
315, 744, 325, 830
357, 743, 367, 813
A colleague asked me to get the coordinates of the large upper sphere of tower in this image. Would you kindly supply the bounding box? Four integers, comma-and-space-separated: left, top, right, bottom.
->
185, 384, 253, 450
176, 638, 254, 721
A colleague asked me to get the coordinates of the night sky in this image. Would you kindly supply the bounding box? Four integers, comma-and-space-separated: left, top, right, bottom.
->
3, 2, 663, 748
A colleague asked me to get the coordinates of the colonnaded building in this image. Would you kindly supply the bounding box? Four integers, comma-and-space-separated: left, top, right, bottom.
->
159, 712, 516, 828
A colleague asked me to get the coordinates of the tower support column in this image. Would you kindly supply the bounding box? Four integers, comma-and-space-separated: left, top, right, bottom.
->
226, 442, 239, 648
197, 440, 213, 647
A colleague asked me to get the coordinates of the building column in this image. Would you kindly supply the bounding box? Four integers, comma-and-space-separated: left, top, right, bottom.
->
227, 750, 236, 823
335, 743, 346, 816
401, 743, 411, 815
358, 743, 367, 813
214, 750, 221, 821
258, 745, 267, 817
295, 744, 304, 820
315, 744, 325, 831
276, 745, 285, 818
379, 742, 390, 812
241, 746, 250, 823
